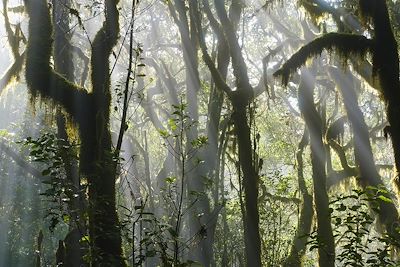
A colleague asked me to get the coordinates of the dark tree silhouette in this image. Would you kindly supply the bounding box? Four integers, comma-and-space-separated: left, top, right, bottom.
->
24, 0, 126, 265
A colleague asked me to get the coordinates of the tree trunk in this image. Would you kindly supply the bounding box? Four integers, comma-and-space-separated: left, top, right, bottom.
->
368, 0, 400, 195
231, 100, 262, 267
24, 0, 126, 265
330, 67, 400, 243
283, 129, 313, 267
52, 0, 84, 265
298, 69, 335, 267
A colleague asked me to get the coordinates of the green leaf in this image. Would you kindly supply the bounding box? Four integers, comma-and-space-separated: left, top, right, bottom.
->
165, 176, 176, 184
377, 195, 392, 203
158, 129, 169, 138
80, 235, 90, 243
191, 136, 208, 148
168, 118, 177, 131
63, 214, 70, 223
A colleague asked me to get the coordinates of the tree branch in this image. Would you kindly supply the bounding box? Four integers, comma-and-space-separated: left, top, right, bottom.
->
24, 0, 90, 122
193, 3, 233, 98
274, 33, 374, 85
0, 0, 25, 93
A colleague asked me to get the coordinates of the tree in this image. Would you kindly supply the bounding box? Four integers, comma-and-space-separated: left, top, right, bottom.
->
274, 0, 400, 200
297, 67, 335, 267
24, 0, 125, 265
274, 0, 400, 245
194, 0, 262, 265
282, 128, 313, 267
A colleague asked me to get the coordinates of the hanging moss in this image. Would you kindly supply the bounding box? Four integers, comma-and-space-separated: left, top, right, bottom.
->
274, 32, 374, 85
298, 0, 326, 19
24, 0, 92, 173
25, 0, 126, 265
24, 0, 91, 123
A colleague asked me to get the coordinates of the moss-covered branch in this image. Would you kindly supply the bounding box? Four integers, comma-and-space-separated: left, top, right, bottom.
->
274, 33, 374, 85
24, 0, 90, 121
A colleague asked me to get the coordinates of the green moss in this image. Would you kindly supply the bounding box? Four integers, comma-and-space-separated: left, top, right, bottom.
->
24, 0, 91, 116
274, 32, 374, 85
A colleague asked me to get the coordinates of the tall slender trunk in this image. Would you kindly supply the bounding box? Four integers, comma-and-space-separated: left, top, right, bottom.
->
52, 1, 84, 265
283, 129, 313, 267
363, 0, 400, 194
298, 69, 335, 267
231, 101, 262, 267
194, 0, 262, 264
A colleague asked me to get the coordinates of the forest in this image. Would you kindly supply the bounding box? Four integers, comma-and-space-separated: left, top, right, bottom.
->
1, 0, 400, 266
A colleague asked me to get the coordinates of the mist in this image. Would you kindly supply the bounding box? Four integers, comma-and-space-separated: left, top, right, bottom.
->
0, 0, 399, 266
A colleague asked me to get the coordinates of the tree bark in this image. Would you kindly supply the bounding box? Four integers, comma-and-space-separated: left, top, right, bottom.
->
24, 0, 126, 265
329, 67, 400, 243
231, 100, 262, 267
282, 129, 313, 267
367, 0, 400, 195
194, 0, 262, 264
298, 69, 335, 267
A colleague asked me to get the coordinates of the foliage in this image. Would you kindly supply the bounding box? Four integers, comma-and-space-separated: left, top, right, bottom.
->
259, 171, 297, 265
20, 133, 79, 231
2, 0, 400, 266
308, 188, 399, 267
118, 101, 208, 265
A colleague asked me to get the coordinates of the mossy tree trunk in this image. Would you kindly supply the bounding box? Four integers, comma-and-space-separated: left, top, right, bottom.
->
52, 0, 85, 265
24, 0, 125, 265
364, 0, 400, 194
330, 67, 400, 242
231, 99, 262, 267
298, 69, 335, 267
